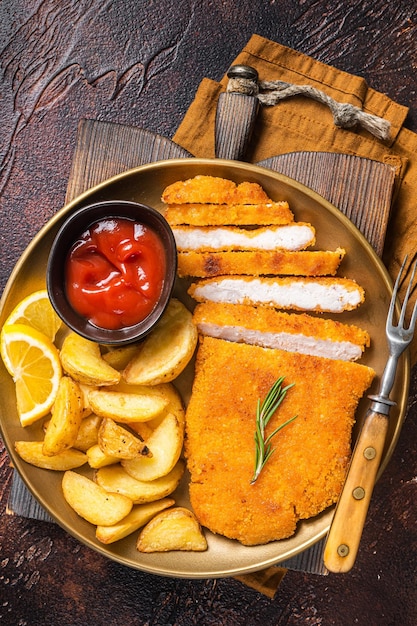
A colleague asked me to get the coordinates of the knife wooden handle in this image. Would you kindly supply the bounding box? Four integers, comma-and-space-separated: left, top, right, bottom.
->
323, 409, 389, 573
215, 65, 259, 161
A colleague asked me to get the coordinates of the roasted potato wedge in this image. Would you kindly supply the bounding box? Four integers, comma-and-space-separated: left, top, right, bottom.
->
123, 299, 198, 385
128, 421, 154, 441
121, 382, 185, 439
96, 498, 175, 544
95, 458, 185, 503
62, 470, 133, 526
15, 441, 87, 470
43, 376, 84, 456
122, 413, 183, 482
60, 332, 121, 386
86, 443, 119, 469
78, 383, 99, 417
136, 507, 207, 552
98, 418, 151, 460
108, 381, 185, 428
102, 344, 141, 370
88, 389, 168, 423
146, 383, 185, 430
73, 414, 102, 452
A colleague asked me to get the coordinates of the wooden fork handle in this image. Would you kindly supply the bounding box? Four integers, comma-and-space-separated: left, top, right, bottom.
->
323, 409, 389, 573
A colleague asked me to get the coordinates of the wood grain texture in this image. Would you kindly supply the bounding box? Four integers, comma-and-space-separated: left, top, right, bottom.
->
215, 92, 259, 160
1, 1, 417, 624
65, 120, 190, 202
260, 153, 396, 256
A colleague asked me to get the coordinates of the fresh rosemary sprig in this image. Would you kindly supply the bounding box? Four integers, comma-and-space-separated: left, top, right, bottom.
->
251, 376, 297, 484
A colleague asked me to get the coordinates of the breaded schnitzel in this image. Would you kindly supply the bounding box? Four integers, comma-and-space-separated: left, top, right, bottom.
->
172, 223, 316, 252
165, 201, 293, 226
185, 337, 375, 545
188, 275, 365, 313
161, 175, 271, 205
177, 248, 345, 278
192, 302, 370, 360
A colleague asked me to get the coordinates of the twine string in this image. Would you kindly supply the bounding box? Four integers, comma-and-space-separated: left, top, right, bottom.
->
227, 76, 391, 141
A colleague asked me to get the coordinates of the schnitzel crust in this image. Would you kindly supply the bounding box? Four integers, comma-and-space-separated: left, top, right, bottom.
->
185, 337, 375, 546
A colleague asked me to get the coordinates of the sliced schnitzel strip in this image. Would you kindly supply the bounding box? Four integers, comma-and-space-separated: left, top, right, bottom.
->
185, 337, 375, 545
173, 223, 315, 252
193, 302, 370, 361
165, 201, 293, 226
177, 248, 345, 278
162, 175, 271, 205
188, 275, 365, 313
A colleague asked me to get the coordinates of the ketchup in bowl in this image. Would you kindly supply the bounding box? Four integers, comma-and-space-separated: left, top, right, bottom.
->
47, 201, 177, 345
65, 217, 166, 330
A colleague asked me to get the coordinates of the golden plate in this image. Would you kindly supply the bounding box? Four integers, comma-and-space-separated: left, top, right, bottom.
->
0, 159, 409, 578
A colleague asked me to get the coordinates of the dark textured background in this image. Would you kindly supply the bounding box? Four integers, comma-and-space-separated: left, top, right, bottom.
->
1, 2, 416, 624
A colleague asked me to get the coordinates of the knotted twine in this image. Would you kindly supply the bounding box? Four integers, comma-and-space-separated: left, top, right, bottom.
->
227, 74, 391, 141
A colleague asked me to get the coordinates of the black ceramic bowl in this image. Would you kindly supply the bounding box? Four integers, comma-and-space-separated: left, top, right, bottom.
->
47, 200, 177, 345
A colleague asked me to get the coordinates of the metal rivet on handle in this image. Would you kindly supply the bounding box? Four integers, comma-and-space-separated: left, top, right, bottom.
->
337, 544, 350, 557
364, 446, 377, 460
352, 486, 365, 500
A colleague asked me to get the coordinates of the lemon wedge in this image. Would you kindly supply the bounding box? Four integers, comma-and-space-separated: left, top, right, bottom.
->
3, 289, 62, 341
0, 323, 62, 426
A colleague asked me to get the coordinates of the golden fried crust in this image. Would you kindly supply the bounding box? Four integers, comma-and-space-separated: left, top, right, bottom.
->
165, 202, 294, 226
162, 176, 271, 205
192, 302, 370, 348
185, 337, 375, 545
177, 248, 345, 277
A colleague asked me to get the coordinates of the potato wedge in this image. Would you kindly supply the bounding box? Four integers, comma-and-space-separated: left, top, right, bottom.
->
15, 441, 87, 470
98, 418, 151, 460
108, 381, 185, 428
60, 332, 121, 386
96, 498, 175, 544
43, 376, 84, 456
62, 470, 133, 526
95, 458, 185, 503
146, 383, 185, 430
119, 382, 185, 439
88, 389, 168, 423
137, 507, 207, 552
86, 443, 119, 469
73, 414, 102, 452
102, 344, 141, 370
79, 383, 98, 417
129, 421, 154, 441
122, 413, 182, 481
123, 299, 198, 385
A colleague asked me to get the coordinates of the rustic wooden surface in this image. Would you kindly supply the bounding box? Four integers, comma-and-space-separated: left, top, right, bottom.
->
1, 2, 417, 625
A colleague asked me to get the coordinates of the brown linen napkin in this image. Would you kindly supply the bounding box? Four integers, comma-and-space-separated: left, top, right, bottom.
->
174, 34, 417, 364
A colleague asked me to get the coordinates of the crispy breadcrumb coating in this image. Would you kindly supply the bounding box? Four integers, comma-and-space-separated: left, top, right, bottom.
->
177, 248, 345, 278
192, 302, 370, 360
162, 176, 271, 205
165, 202, 293, 226
185, 337, 375, 545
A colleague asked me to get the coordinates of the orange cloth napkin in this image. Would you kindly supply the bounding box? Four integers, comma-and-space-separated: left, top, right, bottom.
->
174, 34, 417, 364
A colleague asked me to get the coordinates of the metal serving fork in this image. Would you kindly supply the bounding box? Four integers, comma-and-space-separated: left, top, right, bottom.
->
324, 257, 417, 573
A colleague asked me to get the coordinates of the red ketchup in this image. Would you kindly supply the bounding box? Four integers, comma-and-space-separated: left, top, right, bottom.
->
65, 217, 166, 330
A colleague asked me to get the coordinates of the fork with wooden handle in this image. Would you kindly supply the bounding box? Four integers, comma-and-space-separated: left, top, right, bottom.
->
324, 257, 417, 573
